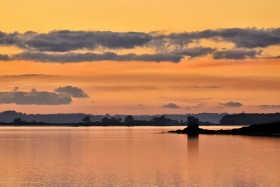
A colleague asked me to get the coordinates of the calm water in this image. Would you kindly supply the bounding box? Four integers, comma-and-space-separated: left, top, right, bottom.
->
0, 126, 279, 187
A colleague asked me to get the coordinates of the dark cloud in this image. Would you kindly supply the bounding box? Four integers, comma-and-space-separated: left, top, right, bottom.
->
0, 32, 18, 45
12, 51, 183, 63
162, 103, 180, 109
55, 86, 88, 98
0, 54, 9, 60
0, 89, 71, 105
10, 48, 213, 63
257, 105, 280, 109
1, 28, 280, 51
213, 49, 259, 60
162, 28, 280, 49
1, 28, 280, 63
0, 86, 88, 105
14, 30, 152, 52
218, 28, 280, 48
220, 101, 243, 107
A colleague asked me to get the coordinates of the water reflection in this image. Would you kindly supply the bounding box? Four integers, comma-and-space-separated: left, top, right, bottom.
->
187, 135, 199, 156
0, 127, 279, 186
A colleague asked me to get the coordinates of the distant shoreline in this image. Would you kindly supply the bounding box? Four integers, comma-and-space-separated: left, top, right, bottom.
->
0, 124, 244, 127
0, 122, 189, 127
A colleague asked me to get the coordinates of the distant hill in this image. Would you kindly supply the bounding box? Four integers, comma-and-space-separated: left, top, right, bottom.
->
0, 111, 226, 124
220, 113, 280, 125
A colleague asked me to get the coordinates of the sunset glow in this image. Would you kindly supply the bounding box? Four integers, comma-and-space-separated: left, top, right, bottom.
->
0, 0, 279, 115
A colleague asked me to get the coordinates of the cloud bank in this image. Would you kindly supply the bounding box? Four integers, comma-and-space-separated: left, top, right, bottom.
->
1, 28, 280, 63
0, 86, 88, 105
12, 51, 183, 63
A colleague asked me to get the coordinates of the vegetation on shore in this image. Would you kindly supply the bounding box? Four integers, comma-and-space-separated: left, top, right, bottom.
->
0, 115, 186, 126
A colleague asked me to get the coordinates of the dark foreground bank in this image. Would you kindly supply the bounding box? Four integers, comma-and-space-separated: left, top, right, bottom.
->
169, 122, 280, 136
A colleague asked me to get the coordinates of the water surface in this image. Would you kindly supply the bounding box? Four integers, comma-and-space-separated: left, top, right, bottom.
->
0, 126, 279, 186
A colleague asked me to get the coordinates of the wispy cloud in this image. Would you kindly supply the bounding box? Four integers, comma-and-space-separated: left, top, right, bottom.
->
257, 105, 280, 109
185, 103, 204, 110
125, 104, 146, 110
1, 74, 57, 78
93, 85, 158, 91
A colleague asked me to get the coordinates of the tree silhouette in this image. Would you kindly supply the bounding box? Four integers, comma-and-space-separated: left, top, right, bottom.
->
82, 116, 91, 123
14, 118, 23, 124
125, 115, 134, 124
101, 117, 109, 123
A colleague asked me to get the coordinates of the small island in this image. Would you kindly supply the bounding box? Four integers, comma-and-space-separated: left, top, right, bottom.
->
170, 116, 280, 137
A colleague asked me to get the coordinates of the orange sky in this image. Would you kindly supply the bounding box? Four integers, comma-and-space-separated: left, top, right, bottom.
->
0, 0, 279, 114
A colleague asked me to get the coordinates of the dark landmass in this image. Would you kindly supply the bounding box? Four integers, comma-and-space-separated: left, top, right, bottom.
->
0, 111, 225, 124
0, 111, 280, 128
220, 113, 280, 125
170, 116, 280, 136
0, 115, 186, 127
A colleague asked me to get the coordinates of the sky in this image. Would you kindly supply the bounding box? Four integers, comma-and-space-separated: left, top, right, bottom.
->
0, 0, 280, 115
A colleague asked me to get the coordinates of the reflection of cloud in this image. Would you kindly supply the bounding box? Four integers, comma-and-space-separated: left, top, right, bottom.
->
162, 103, 180, 109
220, 101, 243, 107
